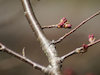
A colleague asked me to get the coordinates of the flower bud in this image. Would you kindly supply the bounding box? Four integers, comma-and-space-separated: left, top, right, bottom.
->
64, 24, 72, 28
88, 34, 95, 43
58, 17, 71, 28
58, 22, 64, 28
62, 17, 67, 23
61, 17, 67, 23
82, 44, 88, 52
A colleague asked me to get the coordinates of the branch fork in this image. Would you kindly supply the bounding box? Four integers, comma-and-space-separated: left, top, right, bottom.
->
52, 10, 100, 44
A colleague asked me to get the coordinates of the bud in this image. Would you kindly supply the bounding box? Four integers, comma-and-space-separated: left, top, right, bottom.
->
57, 22, 64, 28
61, 17, 67, 23
58, 17, 72, 28
82, 44, 88, 52
88, 34, 95, 43
64, 24, 72, 28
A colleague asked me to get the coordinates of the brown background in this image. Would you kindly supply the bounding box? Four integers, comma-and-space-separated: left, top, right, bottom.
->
0, 0, 100, 75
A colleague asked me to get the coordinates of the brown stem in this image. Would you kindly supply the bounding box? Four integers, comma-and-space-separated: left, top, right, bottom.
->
53, 10, 100, 44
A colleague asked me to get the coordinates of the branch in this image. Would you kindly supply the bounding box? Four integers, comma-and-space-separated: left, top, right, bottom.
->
21, 0, 62, 75
42, 24, 71, 29
42, 17, 72, 29
52, 10, 100, 44
60, 39, 100, 62
42, 24, 58, 29
0, 43, 48, 73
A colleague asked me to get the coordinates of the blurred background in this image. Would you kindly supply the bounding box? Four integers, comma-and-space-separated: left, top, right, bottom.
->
0, 0, 100, 75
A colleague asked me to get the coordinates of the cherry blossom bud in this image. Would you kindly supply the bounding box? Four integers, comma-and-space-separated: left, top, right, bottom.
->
58, 17, 71, 28
61, 17, 67, 23
63, 17, 67, 23
82, 44, 88, 52
88, 34, 95, 43
64, 24, 72, 28
58, 22, 64, 28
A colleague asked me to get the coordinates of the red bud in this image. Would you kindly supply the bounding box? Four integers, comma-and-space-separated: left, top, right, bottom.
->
88, 34, 95, 43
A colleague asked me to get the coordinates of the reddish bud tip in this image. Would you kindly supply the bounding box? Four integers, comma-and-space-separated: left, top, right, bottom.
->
62, 17, 67, 21
88, 34, 95, 43
82, 44, 88, 50
62, 17, 67, 23
62, 17, 66, 20
88, 34, 94, 39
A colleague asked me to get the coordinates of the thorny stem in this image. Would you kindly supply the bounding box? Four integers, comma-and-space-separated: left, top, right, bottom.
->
60, 39, 100, 62
53, 10, 100, 44
0, 43, 48, 73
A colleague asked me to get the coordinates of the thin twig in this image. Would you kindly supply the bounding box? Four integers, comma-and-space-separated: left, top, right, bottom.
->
53, 10, 100, 44
0, 43, 48, 73
60, 39, 100, 62
42, 25, 58, 29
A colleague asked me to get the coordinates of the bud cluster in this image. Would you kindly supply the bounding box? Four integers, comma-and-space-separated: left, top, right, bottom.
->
57, 17, 72, 28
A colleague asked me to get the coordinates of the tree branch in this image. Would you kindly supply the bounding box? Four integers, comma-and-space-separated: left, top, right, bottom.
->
1, 0, 99, 75
60, 39, 100, 62
0, 43, 48, 73
21, 0, 62, 75
52, 10, 100, 44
